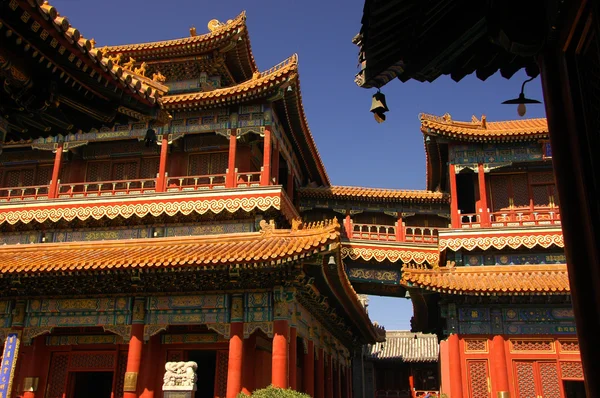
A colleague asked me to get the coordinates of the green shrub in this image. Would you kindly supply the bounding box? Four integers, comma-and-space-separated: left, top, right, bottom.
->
237, 385, 311, 398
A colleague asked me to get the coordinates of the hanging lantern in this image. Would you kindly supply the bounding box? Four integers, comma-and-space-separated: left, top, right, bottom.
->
502, 76, 541, 117
370, 90, 389, 123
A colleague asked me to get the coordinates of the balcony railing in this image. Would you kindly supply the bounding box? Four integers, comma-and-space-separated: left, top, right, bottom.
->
166, 174, 226, 192
375, 390, 439, 398
0, 185, 50, 201
347, 222, 440, 244
459, 208, 561, 228
405, 227, 439, 243
236, 171, 262, 187
57, 179, 157, 198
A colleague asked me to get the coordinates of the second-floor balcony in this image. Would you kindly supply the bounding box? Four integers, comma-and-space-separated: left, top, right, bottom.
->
459, 208, 561, 228
347, 221, 440, 244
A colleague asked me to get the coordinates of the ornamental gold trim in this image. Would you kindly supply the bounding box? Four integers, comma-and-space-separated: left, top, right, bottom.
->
439, 234, 564, 252
340, 246, 438, 265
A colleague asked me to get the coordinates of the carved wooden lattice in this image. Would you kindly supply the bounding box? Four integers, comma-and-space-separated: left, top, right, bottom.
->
539, 362, 561, 398
114, 351, 128, 398
560, 361, 584, 379
35, 166, 53, 185
140, 157, 160, 179
465, 339, 487, 352
215, 350, 229, 398
490, 176, 510, 211
45, 352, 69, 398
530, 171, 555, 184
69, 352, 116, 369
466, 360, 490, 398
514, 361, 536, 398
510, 339, 554, 352
559, 340, 580, 352
112, 161, 138, 181
532, 185, 551, 207
512, 174, 529, 208
86, 161, 111, 182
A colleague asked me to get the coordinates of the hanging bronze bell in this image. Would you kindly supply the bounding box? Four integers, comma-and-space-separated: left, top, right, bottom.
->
370, 91, 389, 123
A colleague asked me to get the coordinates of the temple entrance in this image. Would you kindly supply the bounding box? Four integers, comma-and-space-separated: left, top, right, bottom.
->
564, 380, 586, 398
68, 371, 113, 398
188, 350, 217, 398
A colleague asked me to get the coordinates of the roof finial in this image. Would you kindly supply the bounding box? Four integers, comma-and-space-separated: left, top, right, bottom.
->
189, 26, 197, 37
481, 115, 487, 129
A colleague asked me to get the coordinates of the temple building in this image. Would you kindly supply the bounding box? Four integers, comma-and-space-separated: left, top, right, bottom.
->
0, 3, 386, 398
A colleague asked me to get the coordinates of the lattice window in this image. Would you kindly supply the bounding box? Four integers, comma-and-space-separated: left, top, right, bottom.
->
112, 161, 138, 181
530, 171, 555, 184
114, 351, 128, 398
465, 339, 488, 352
490, 175, 510, 211
539, 362, 561, 398
510, 339, 554, 352
3, 168, 34, 187
215, 350, 229, 398
466, 360, 490, 398
140, 157, 160, 179
514, 361, 536, 398
512, 174, 529, 208
69, 352, 116, 369
86, 161, 111, 182
45, 352, 69, 398
560, 361, 584, 379
559, 340, 580, 352
35, 166, 53, 185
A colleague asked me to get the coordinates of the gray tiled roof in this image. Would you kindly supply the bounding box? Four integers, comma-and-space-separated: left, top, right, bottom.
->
366, 331, 439, 362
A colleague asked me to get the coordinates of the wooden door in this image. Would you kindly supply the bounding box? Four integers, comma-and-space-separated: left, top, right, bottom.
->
466, 359, 491, 398
513, 360, 563, 398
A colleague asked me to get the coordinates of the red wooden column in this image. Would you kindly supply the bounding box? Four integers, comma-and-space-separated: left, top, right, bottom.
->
303, 339, 315, 396
316, 348, 325, 398
21, 336, 45, 398
156, 135, 169, 192
448, 164, 460, 228
491, 336, 510, 397
326, 353, 334, 398
48, 143, 64, 198
140, 334, 161, 398
260, 127, 272, 186
272, 141, 280, 185
226, 131, 238, 188
227, 322, 244, 398
448, 334, 464, 398
345, 365, 353, 398
336, 361, 342, 398
124, 324, 144, 398
395, 215, 405, 242
289, 327, 298, 390
345, 214, 353, 238
272, 319, 289, 388
477, 163, 490, 226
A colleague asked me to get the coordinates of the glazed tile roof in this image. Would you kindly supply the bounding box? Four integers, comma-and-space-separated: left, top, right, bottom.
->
0, 219, 340, 275
420, 113, 548, 142
366, 331, 439, 362
298, 185, 448, 203
21, 0, 168, 103
162, 54, 297, 106
402, 264, 570, 295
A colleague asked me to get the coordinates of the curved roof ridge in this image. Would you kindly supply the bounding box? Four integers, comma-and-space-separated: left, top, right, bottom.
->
101, 11, 247, 53
162, 53, 297, 103
298, 185, 449, 203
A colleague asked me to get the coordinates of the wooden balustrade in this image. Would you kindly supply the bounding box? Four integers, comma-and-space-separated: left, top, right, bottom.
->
236, 171, 262, 187
352, 222, 397, 241
57, 178, 157, 198
166, 174, 226, 192
458, 208, 561, 228
0, 185, 50, 201
404, 227, 439, 243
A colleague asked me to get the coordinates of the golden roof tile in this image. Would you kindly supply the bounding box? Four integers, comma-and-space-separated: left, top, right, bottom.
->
402, 264, 570, 295
299, 185, 448, 203
0, 219, 340, 275
420, 113, 548, 142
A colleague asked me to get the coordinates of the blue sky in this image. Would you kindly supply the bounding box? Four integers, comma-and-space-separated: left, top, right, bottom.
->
53, 0, 547, 331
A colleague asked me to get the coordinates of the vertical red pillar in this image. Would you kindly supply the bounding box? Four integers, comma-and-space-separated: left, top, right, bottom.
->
227, 132, 238, 188
448, 164, 460, 228
272, 320, 289, 388
272, 141, 280, 185
289, 327, 298, 390
345, 214, 353, 238
491, 335, 510, 396
156, 135, 169, 192
227, 322, 244, 398
448, 334, 464, 398
477, 163, 490, 226
336, 361, 342, 398
261, 127, 272, 186
124, 324, 144, 398
140, 334, 161, 398
22, 336, 45, 398
316, 348, 325, 398
326, 354, 334, 398
48, 143, 63, 198
303, 340, 315, 396
396, 215, 405, 242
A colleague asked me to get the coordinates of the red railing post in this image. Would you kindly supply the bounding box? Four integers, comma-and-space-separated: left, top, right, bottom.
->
396, 216, 405, 242
477, 163, 490, 227
48, 143, 63, 199
449, 164, 460, 227
260, 127, 272, 186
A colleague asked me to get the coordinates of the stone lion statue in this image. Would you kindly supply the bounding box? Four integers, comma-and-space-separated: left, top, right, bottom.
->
162, 361, 198, 388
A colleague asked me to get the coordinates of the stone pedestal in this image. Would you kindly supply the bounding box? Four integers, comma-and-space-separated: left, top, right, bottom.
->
162, 361, 198, 398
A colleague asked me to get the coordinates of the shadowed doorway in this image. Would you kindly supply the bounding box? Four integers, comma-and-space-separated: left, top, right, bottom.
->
188, 350, 217, 398
68, 371, 113, 398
